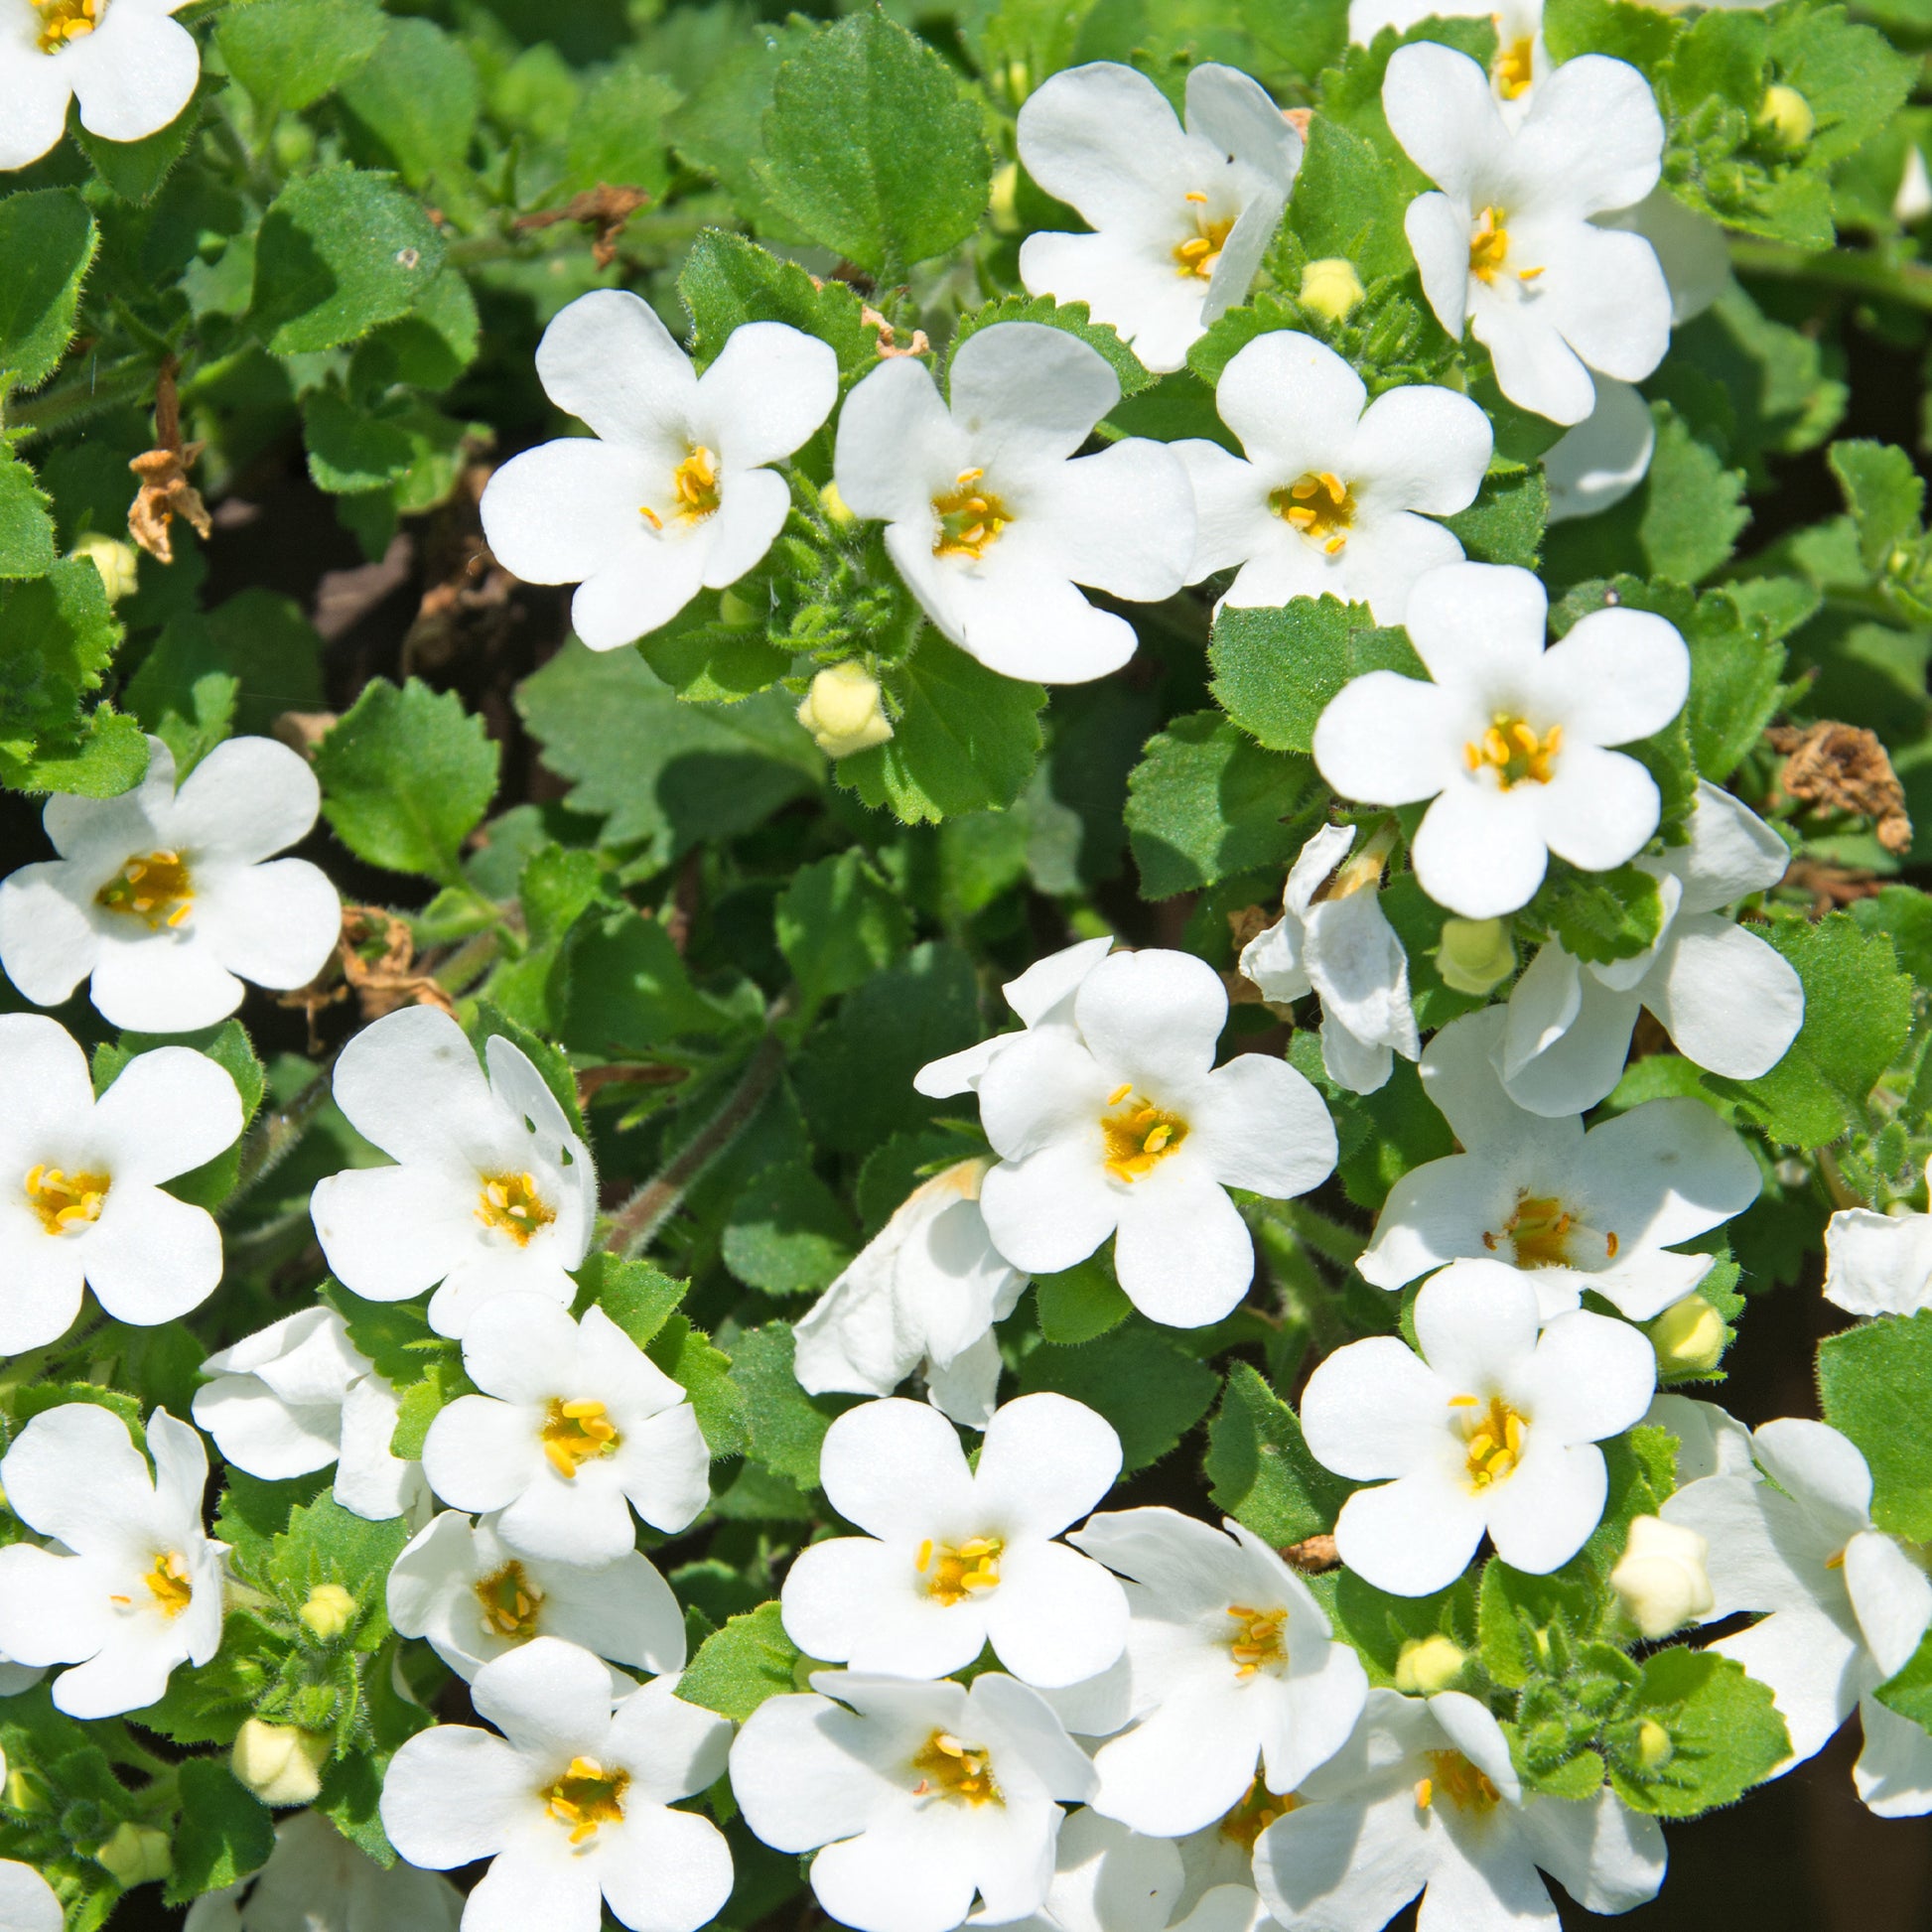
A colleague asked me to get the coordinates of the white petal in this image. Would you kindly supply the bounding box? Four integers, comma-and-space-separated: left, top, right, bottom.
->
1413, 781, 1550, 918
0, 45, 75, 171
834, 357, 959, 526
1311, 672, 1458, 806
819, 1396, 976, 1539
1301, 1335, 1452, 1479
165, 735, 321, 863
378, 1726, 531, 1868
330, 1007, 498, 1166
1673, 781, 1792, 913
1021, 441, 1194, 601
1824, 1208, 1932, 1318
0, 1862, 62, 1932
1254, 1791, 1432, 1932
1576, 1096, 1760, 1254
82, 1185, 223, 1326
85, 931, 244, 1033
90, 1044, 242, 1184
461, 1842, 601, 1932
1543, 379, 1655, 523
979, 1141, 1120, 1276
698, 467, 791, 589
1517, 1787, 1666, 1914
1217, 331, 1366, 470
1854, 1696, 1932, 1818
480, 438, 661, 587
1483, 1439, 1608, 1573
602, 1804, 736, 1932
569, 533, 711, 650
1534, 607, 1689, 749
64, 4, 199, 142
1414, 1257, 1543, 1391
192, 1374, 340, 1480
783, 1536, 983, 1680
1113, 1163, 1254, 1327
1709, 1611, 1860, 1769
1092, 1677, 1264, 1836
1473, 293, 1597, 427
618, 1403, 711, 1534
607, 1674, 734, 1803
1845, 1529, 1932, 1681
1515, 55, 1663, 218
1193, 1052, 1337, 1197
1383, 42, 1507, 199
696, 321, 838, 470
975, 1392, 1122, 1539
729, 1693, 897, 1853
1532, 744, 1660, 874
950, 323, 1119, 474
1076, 947, 1226, 1092
192, 859, 339, 991
0, 865, 100, 1008
536, 290, 696, 452
1499, 968, 1641, 1118
1335, 1464, 1488, 1595
1017, 63, 1194, 229
1357, 1155, 1496, 1290
1644, 915, 1803, 1079
985, 1541, 1129, 1690
421, 1397, 537, 1518
311, 1164, 477, 1304
1405, 190, 1474, 339
1351, 384, 1493, 516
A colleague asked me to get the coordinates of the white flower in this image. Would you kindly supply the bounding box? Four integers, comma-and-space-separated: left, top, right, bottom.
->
183, 1808, 465, 1932
1065, 1507, 1368, 1837
420, 1295, 708, 1568
1644, 1390, 1756, 1484
781, 1393, 1126, 1689
1016, 62, 1303, 374
381, 1637, 734, 1932
0, 1860, 60, 1932
1358, 1007, 1760, 1321
793, 1158, 1027, 1431
1498, 779, 1801, 1115
0, 1014, 240, 1353
1239, 824, 1420, 1095
1311, 561, 1690, 917
387, 1508, 686, 1688
0, 736, 340, 1034
730, 1669, 1097, 1932
480, 292, 837, 650
1542, 378, 1656, 522
1662, 1418, 1932, 1815
0, 0, 199, 172
1350, 0, 1548, 114
1253, 1687, 1666, 1932
1385, 43, 1671, 424
832, 323, 1195, 684
1824, 1160, 1932, 1316
916, 935, 1115, 1100
1175, 332, 1491, 623
0, 1405, 225, 1718
1610, 1513, 1713, 1638
311, 1008, 597, 1340
193, 1307, 430, 1523
1302, 1259, 1656, 1594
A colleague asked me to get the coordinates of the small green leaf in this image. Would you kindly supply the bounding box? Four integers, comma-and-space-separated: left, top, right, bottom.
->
164, 1760, 276, 1905
1874, 1623, 1932, 1734
0, 189, 96, 395
679, 230, 876, 378
1035, 1252, 1132, 1346
1683, 587, 1790, 781
576, 1252, 688, 1350
679, 1601, 802, 1722
1208, 598, 1424, 756
266, 1494, 411, 1647
0, 451, 57, 580
1819, 1311, 1932, 1541
1442, 466, 1547, 570
649, 1315, 749, 1458
217, 0, 386, 117
1017, 1317, 1218, 1473
339, 18, 482, 192
1205, 1363, 1355, 1547
303, 390, 417, 496
776, 850, 910, 1020
1830, 440, 1925, 574
951, 294, 1153, 398
1611, 1647, 1791, 1816
728, 1322, 856, 1486
723, 1165, 858, 1297
1536, 864, 1668, 966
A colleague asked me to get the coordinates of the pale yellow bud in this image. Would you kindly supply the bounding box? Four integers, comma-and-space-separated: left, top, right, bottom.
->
990, 161, 1021, 234
797, 661, 894, 759
718, 587, 760, 626
1649, 1296, 1725, 1375
1611, 1514, 1715, 1639
230, 1719, 331, 1808
817, 481, 856, 528
69, 532, 140, 604
1393, 1633, 1468, 1695
94, 1821, 173, 1887
1756, 84, 1814, 148
1299, 257, 1366, 323
1437, 917, 1515, 994
1636, 1718, 1673, 1771
298, 1583, 356, 1642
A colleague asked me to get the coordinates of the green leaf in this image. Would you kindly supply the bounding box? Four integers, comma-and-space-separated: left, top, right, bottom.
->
565, 909, 759, 1057
0, 560, 137, 796
1331, 1569, 1478, 1687
1478, 1559, 1603, 1692
575, 1252, 688, 1351
302, 390, 417, 495
1819, 1311, 1932, 1541
649, 1315, 749, 1457
563, 64, 679, 203
315, 677, 499, 882
1831, 440, 1925, 575
266, 1494, 411, 1646
1285, 114, 1415, 285
1611, 1647, 1791, 1816
678, 1601, 801, 1722
775, 850, 910, 1021
950, 294, 1154, 399
0, 189, 97, 395
1442, 467, 1547, 570
1205, 1363, 1355, 1547
1017, 1318, 1218, 1472
163, 1760, 276, 1906
1536, 864, 1668, 966
217, 0, 386, 117
76, 72, 211, 205
0, 451, 57, 580
729, 1322, 856, 1486
1683, 587, 1790, 781
320, 1284, 450, 1389
1124, 711, 1318, 898
1035, 1252, 1132, 1346
755, 12, 991, 275
250, 165, 446, 357
387, 1359, 472, 1461
679, 230, 876, 378
843, 635, 1047, 825
339, 18, 482, 192
1544, 0, 1684, 73
723, 1164, 858, 1297
1208, 598, 1425, 755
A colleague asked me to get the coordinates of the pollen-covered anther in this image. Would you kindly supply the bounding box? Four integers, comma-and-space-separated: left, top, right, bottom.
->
476, 1171, 556, 1246
1464, 714, 1562, 788
931, 468, 1013, 559
909, 1730, 1004, 1807
1101, 1091, 1189, 1181
1419, 1748, 1502, 1813
1468, 207, 1540, 286
95, 850, 193, 930
541, 1756, 629, 1844
1225, 1602, 1289, 1678
1450, 1393, 1527, 1491
1493, 36, 1535, 99
475, 1559, 545, 1639
142, 1551, 193, 1619
1173, 192, 1234, 280
1217, 1774, 1300, 1851
915, 1534, 1004, 1604
24, 1164, 110, 1236
34, 0, 101, 53
540, 1398, 621, 1479
1270, 470, 1356, 554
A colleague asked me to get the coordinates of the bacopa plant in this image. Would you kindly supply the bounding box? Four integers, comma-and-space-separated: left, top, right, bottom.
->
2, 0, 1932, 1928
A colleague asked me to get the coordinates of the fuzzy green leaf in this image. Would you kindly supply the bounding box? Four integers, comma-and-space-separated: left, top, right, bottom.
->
1208, 598, 1424, 756
723, 1165, 858, 1297
1017, 1318, 1218, 1473
217, 0, 385, 116
1611, 1647, 1791, 1816
776, 849, 910, 1020
1205, 1363, 1355, 1547
1819, 1311, 1932, 1541
679, 1600, 801, 1722
0, 189, 96, 395
164, 1761, 277, 1906
679, 230, 876, 377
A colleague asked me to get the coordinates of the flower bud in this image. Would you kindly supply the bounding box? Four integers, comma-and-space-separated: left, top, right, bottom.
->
69, 532, 140, 604
1648, 1296, 1725, 1375
817, 481, 857, 528
94, 1820, 173, 1887
718, 587, 760, 627
990, 161, 1021, 234
1299, 257, 1366, 323
1610, 1514, 1714, 1639
298, 1583, 356, 1642
796, 661, 894, 759
1756, 84, 1814, 148
1393, 1633, 1468, 1695
231, 1719, 331, 1808
1636, 1718, 1673, 1771
1437, 916, 1515, 994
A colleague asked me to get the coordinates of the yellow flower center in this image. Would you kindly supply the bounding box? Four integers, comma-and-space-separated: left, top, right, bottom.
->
909, 1731, 1004, 1807
1173, 191, 1234, 280
111, 1552, 192, 1618
24, 1165, 109, 1236
1450, 1393, 1527, 1491
541, 1756, 629, 1844
475, 1560, 544, 1640
931, 468, 1012, 559
1217, 1774, 1300, 1852
915, 1535, 1004, 1604
1101, 1084, 1188, 1182
1468, 207, 1543, 287
639, 446, 721, 531
476, 1171, 555, 1246
1417, 1749, 1502, 1814
1481, 1192, 1619, 1268
540, 1398, 620, 1480
1226, 1603, 1289, 1679
34, 0, 101, 53
95, 850, 193, 930
1494, 35, 1536, 99
1463, 714, 1562, 788
1270, 471, 1356, 556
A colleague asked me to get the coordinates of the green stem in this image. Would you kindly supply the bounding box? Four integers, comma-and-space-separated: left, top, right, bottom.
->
1729, 239, 1932, 314
5, 353, 154, 448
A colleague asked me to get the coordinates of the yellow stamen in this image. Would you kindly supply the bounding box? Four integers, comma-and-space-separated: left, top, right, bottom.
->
1173, 198, 1234, 280
909, 1731, 1004, 1806
1100, 1094, 1189, 1182
24, 1165, 110, 1237
476, 1171, 555, 1246
1415, 1776, 1434, 1808
540, 1398, 621, 1479
33, 0, 101, 53
1468, 207, 1511, 283
917, 1535, 1005, 1603
1270, 471, 1356, 551
1217, 1774, 1300, 1851
540, 1757, 628, 1844
671, 446, 720, 520
1106, 1082, 1133, 1106
143, 1551, 193, 1619
475, 1560, 544, 1639
638, 503, 663, 530
1424, 1749, 1502, 1812
95, 849, 193, 930
1454, 1393, 1528, 1491
1224, 1603, 1288, 1678
931, 470, 1013, 559
1493, 34, 1535, 99
1463, 714, 1561, 788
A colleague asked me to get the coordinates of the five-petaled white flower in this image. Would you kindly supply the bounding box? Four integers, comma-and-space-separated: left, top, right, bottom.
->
387, 1508, 687, 1688
380, 1637, 734, 1932
965, 947, 1337, 1328
1663, 1417, 1932, 1815
730, 1669, 1097, 1932
1174, 332, 1491, 623
420, 1295, 709, 1568
1016, 61, 1303, 374
1358, 1008, 1760, 1321
792, 1158, 1028, 1431
194, 1306, 429, 1523
1824, 1158, 1932, 1317
1497, 779, 1801, 1116
1384, 43, 1671, 424
1349, 0, 1548, 114
1312, 561, 1690, 917
832, 322, 1194, 684
1240, 823, 1420, 1095
0, 1014, 240, 1354
781, 1393, 1127, 1689
0, 736, 340, 1034
0, 0, 200, 172
1302, 1259, 1655, 1594
1065, 1507, 1368, 1837
311, 1008, 597, 1340
0, 1405, 226, 1719
1253, 1687, 1666, 1932
480, 292, 838, 649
